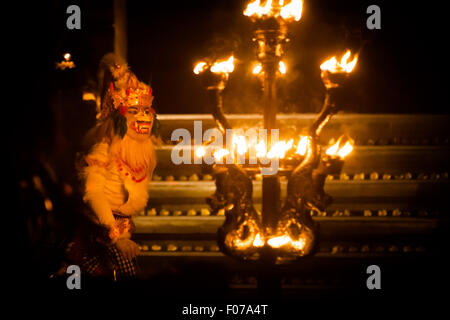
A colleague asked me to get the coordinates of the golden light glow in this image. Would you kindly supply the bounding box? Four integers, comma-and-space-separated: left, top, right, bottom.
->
244, 0, 272, 17
326, 138, 354, 159
233, 235, 255, 249
267, 139, 294, 159
232, 135, 248, 155
252, 63, 263, 75
56, 54, 75, 70
195, 146, 206, 158
194, 136, 313, 163
193, 62, 208, 74
279, 61, 287, 74
280, 0, 303, 21
295, 136, 308, 156
255, 140, 267, 157
213, 148, 230, 159
244, 0, 303, 21
267, 235, 290, 247
325, 140, 340, 156
210, 56, 235, 74
252, 233, 265, 247
267, 235, 305, 250
337, 141, 353, 158
320, 50, 358, 73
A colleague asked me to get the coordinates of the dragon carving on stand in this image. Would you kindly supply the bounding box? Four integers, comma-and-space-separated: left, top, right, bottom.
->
271, 71, 349, 259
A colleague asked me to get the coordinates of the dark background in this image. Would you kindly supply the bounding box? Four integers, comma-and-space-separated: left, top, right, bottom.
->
9, 0, 449, 177
9, 0, 449, 302
14, 0, 450, 116
10, 0, 449, 159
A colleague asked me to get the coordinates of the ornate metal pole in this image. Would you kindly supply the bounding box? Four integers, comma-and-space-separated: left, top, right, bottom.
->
252, 9, 289, 239
193, 1, 357, 266
196, 62, 233, 134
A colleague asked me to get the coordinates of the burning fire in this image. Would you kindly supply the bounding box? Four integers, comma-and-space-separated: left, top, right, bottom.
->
337, 141, 353, 158
252, 63, 262, 75
201, 134, 312, 163
320, 50, 358, 73
252, 61, 286, 75
252, 233, 264, 247
278, 61, 287, 74
295, 136, 309, 156
279, 0, 303, 21
197, 134, 353, 164
195, 146, 206, 158
244, 0, 303, 21
249, 233, 306, 250
193, 62, 208, 75
232, 134, 248, 155
255, 140, 267, 158
267, 235, 306, 250
213, 148, 230, 160
193, 56, 235, 75
244, 0, 273, 17
325, 138, 354, 159
211, 56, 235, 74
56, 52, 75, 70
266, 139, 293, 158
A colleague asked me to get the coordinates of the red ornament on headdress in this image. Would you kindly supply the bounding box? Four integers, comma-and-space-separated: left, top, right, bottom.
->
110, 82, 114, 92
126, 88, 131, 96
148, 88, 152, 96
119, 105, 128, 115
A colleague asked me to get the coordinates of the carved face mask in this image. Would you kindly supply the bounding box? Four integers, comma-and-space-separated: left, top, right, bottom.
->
125, 104, 154, 140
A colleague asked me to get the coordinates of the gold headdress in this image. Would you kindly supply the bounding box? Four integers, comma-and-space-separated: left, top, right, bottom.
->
97, 53, 155, 120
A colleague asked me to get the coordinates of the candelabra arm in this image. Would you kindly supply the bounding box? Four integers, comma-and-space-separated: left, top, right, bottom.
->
206, 88, 232, 135
200, 76, 262, 261
310, 94, 337, 138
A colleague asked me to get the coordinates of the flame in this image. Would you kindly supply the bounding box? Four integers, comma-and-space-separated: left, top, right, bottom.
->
267, 235, 290, 247
267, 139, 293, 159
244, 0, 272, 17
280, 0, 303, 21
295, 136, 308, 156
337, 141, 353, 158
232, 135, 248, 155
252, 233, 265, 247
326, 138, 354, 159
195, 136, 313, 162
56, 53, 75, 70
325, 140, 340, 156
320, 50, 358, 73
253, 63, 263, 75
195, 146, 206, 158
213, 148, 230, 159
210, 56, 235, 74
255, 140, 267, 157
279, 61, 287, 74
267, 235, 306, 250
244, 0, 303, 21
193, 62, 208, 74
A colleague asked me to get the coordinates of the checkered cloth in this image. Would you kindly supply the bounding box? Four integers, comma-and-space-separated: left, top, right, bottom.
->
107, 245, 136, 277
76, 243, 136, 278
66, 213, 137, 279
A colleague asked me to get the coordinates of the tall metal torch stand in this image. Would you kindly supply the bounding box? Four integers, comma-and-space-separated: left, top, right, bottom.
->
252, 16, 289, 297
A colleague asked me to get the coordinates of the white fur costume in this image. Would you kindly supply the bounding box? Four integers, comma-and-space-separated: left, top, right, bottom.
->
83, 135, 155, 239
